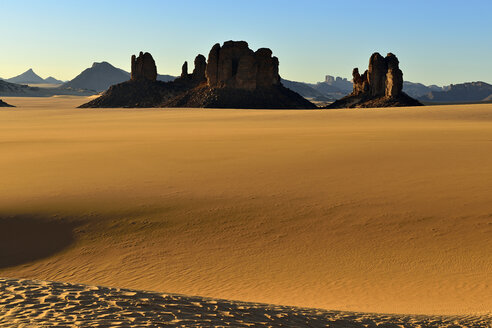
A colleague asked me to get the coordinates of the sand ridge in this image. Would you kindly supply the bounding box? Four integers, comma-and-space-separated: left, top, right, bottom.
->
1, 278, 490, 327
0, 96, 491, 317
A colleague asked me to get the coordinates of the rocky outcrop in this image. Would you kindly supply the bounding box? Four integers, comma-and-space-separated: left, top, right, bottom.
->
163, 82, 315, 109
0, 99, 14, 107
327, 52, 422, 108
131, 52, 157, 81
81, 42, 315, 109
169, 41, 314, 109
80, 52, 205, 108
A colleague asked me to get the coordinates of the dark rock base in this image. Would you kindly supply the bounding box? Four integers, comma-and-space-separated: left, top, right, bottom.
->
326, 92, 423, 109
78, 80, 195, 108
164, 84, 317, 109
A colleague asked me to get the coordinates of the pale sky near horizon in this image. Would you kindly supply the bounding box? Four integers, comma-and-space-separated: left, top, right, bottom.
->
1, 0, 491, 86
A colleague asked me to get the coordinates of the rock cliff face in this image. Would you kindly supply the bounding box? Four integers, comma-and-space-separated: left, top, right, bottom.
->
328, 52, 421, 108
205, 41, 280, 90
0, 99, 14, 107
131, 52, 157, 81
385, 53, 403, 98
352, 53, 403, 98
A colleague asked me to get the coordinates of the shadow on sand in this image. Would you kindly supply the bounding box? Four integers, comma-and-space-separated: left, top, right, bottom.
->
0, 215, 81, 269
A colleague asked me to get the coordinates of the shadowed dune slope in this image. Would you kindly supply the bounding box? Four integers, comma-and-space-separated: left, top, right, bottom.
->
0, 216, 80, 268
0, 97, 491, 317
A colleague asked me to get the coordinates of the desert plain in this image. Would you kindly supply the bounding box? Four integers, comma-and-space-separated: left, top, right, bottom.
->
0, 96, 491, 326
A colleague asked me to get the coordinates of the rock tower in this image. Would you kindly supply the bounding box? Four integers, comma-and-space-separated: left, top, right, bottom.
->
131, 52, 157, 81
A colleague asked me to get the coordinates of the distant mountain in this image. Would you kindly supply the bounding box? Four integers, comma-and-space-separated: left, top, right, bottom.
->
402, 81, 445, 98
280, 75, 352, 101
281, 79, 333, 100
44, 76, 64, 84
0, 79, 48, 96
0, 79, 95, 97
6, 69, 45, 84
62, 62, 131, 92
418, 81, 492, 103
62, 62, 175, 92
157, 74, 175, 82
5, 69, 64, 85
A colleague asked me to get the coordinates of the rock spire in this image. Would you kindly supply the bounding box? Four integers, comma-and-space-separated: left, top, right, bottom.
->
131, 52, 157, 81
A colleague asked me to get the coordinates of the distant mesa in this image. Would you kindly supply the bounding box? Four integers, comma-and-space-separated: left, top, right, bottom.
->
0, 99, 14, 107
324, 75, 352, 93
80, 41, 315, 109
327, 53, 422, 108
418, 81, 492, 103
281, 79, 335, 102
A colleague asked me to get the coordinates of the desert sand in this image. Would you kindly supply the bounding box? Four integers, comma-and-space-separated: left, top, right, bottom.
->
0, 97, 491, 325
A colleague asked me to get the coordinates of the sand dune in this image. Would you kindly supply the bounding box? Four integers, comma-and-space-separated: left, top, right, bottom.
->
1, 278, 489, 327
0, 97, 491, 320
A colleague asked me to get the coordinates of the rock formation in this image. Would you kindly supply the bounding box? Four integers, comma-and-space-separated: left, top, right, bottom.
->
0, 99, 14, 107
131, 52, 157, 81
385, 53, 403, 98
205, 41, 280, 90
181, 61, 188, 78
80, 42, 315, 109
192, 55, 207, 81
166, 41, 315, 109
327, 52, 422, 108
80, 52, 205, 108
175, 54, 207, 84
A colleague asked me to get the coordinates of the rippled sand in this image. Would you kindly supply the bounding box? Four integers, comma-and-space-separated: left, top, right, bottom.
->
1, 278, 490, 327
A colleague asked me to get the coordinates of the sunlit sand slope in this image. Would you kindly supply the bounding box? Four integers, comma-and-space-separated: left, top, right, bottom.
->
0, 97, 491, 316
1, 278, 490, 327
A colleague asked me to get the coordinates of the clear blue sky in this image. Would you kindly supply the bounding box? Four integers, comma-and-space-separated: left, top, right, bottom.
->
1, 0, 491, 85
